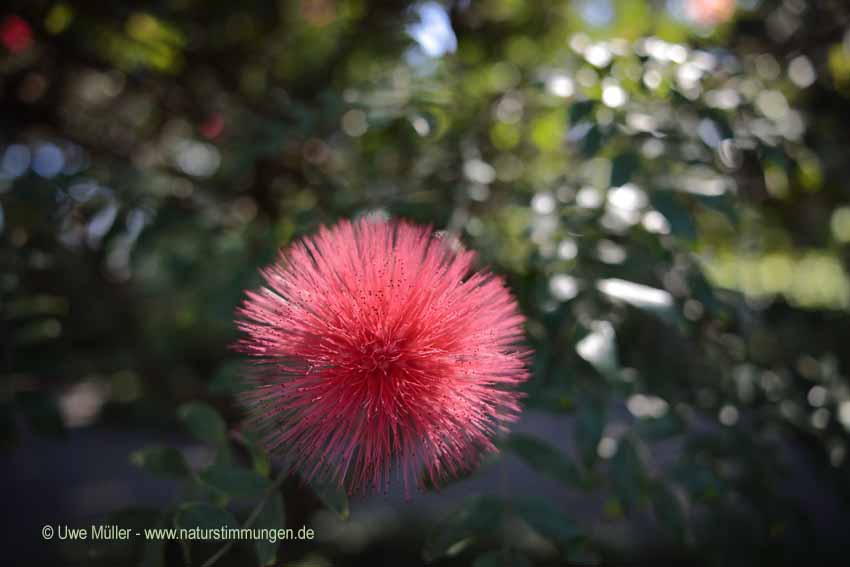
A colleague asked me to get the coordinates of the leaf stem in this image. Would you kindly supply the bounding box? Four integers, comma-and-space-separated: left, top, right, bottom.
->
201, 468, 289, 567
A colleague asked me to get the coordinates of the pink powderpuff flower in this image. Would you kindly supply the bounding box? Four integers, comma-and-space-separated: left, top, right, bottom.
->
236, 217, 530, 495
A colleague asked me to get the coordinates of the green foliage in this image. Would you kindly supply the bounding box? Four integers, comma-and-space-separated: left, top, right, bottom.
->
503, 432, 585, 487
199, 464, 270, 499
609, 437, 645, 514
174, 502, 239, 532
311, 481, 350, 521
174, 502, 240, 564
131, 446, 190, 479
240, 427, 272, 477
650, 191, 697, 242
253, 493, 285, 566
123, 406, 340, 566
424, 496, 505, 562
575, 404, 606, 468
178, 402, 229, 446
650, 481, 686, 544
511, 497, 582, 548
610, 152, 640, 187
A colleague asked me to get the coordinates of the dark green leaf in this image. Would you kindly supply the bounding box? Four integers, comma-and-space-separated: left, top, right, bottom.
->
696, 194, 739, 226
512, 497, 581, 547
611, 437, 645, 514
575, 404, 605, 467
569, 100, 596, 124
200, 464, 269, 498
420, 451, 498, 491
140, 513, 169, 567
312, 481, 350, 521
214, 444, 234, 466
581, 125, 603, 157
174, 501, 239, 532
209, 361, 247, 396
174, 502, 240, 564
254, 493, 285, 566
650, 191, 696, 242
178, 401, 228, 445
651, 482, 685, 543
241, 426, 271, 477
130, 446, 190, 478
423, 496, 504, 562
637, 412, 684, 440
610, 151, 640, 186
503, 433, 582, 486
671, 460, 723, 502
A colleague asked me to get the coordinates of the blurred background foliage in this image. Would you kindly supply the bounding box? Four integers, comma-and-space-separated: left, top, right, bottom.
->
3, 0, 850, 565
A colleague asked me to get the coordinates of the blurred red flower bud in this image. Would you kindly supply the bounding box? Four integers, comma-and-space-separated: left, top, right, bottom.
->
1, 15, 33, 54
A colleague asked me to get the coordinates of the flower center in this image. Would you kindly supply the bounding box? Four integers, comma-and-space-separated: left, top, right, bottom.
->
359, 339, 403, 376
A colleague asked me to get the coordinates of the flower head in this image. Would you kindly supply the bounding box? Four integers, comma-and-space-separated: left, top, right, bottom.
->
237, 217, 529, 494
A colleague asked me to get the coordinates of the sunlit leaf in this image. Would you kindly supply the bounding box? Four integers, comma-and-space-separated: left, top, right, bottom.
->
576, 321, 619, 379
597, 278, 678, 323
